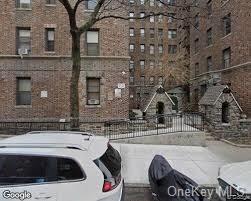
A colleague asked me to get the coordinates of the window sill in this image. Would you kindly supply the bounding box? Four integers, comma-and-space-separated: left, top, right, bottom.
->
44, 51, 56, 54
222, 123, 230, 126
85, 105, 101, 108
84, 9, 94, 13
15, 8, 32, 11
45, 4, 56, 7
15, 105, 32, 109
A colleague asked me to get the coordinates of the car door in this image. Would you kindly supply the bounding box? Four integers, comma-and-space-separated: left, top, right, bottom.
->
0, 154, 58, 201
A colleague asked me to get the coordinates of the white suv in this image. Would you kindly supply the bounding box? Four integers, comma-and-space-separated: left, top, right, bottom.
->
0, 131, 124, 201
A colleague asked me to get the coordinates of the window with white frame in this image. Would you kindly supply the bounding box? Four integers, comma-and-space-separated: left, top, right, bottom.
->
168, 29, 177, 39
87, 78, 100, 105
158, 45, 163, 54
17, 28, 31, 54
150, 0, 154, 6
140, 28, 145, 37
86, 30, 99, 56
140, 60, 145, 71
16, 77, 31, 105
129, 44, 135, 52
140, 12, 145, 19
158, 15, 163, 22
45, 28, 55, 52
140, 44, 145, 53
16, 0, 31, 9
150, 61, 154, 69
129, 28, 134, 37
150, 44, 154, 54
150, 15, 154, 23
86, 0, 97, 10
129, 12, 134, 21
130, 60, 134, 70
140, 0, 145, 5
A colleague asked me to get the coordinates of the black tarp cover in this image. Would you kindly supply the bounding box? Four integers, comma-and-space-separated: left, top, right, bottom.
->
148, 155, 204, 201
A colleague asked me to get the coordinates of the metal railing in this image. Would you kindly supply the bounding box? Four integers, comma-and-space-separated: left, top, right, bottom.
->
104, 112, 204, 140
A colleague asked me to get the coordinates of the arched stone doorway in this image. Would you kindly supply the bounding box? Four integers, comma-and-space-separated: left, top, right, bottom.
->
222, 101, 230, 123
156, 101, 165, 124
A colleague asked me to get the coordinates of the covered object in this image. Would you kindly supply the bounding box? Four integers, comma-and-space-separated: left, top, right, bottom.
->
148, 155, 204, 201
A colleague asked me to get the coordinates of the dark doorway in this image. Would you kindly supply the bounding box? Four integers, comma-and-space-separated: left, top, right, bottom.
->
170, 96, 178, 112
222, 102, 230, 123
156, 102, 165, 124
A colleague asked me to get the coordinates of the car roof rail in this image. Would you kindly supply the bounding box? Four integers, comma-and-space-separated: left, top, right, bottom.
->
27, 131, 93, 137
0, 143, 86, 150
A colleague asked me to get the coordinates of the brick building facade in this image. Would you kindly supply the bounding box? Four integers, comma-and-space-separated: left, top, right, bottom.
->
189, 0, 251, 117
0, 0, 130, 122
128, 0, 190, 111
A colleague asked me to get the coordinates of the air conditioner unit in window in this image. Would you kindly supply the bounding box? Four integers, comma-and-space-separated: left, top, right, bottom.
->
88, 99, 99, 105
18, 48, 29, 55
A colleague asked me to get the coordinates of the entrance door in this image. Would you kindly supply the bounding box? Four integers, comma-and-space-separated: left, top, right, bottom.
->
170, 96, 178, 112
156, 102, 165, 124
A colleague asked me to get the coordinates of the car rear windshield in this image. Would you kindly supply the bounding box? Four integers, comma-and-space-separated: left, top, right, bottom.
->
0, 154, 85, 186
94, 144, 121, 178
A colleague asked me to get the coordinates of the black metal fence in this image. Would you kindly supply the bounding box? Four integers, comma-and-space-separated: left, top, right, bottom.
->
104, 113, 204, 140
0, 113, 204, 139
0, 122, 70, 135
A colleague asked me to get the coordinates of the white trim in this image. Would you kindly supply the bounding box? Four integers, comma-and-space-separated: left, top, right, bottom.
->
165, 91, 175, 105
190, 61, 251, 81
230, 93, 243, 112
144, 92, 157, 112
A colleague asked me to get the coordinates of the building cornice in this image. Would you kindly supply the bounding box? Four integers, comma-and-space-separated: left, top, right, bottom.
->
190, 61, 251, 81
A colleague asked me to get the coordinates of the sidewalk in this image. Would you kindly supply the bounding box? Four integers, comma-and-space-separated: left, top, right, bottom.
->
112, 143, 226, 187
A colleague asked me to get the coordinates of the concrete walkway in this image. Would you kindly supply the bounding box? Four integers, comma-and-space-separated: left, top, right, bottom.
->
112, 143, 226, 187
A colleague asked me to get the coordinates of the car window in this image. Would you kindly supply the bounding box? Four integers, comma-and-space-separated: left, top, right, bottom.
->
57, 158, 84, 181
0, 155, 84, 186
95, 144, 121, 178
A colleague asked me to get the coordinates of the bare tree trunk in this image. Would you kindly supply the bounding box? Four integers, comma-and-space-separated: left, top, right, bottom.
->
70, 30, 81, 130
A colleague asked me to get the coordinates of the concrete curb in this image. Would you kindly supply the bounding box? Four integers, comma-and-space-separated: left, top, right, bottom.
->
221, 139, 251, 148
125, 183, 217, 189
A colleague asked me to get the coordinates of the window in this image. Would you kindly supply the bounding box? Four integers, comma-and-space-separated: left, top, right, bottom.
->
129, 44, 135, 52
140, 0, 145, 5
222, 102, 230, 123
207, 56, 212, 71
150, 28, 155, 38
141, 76, 145, 84
207, 28, 212, 46
200, 84, 207, 97
150, 0, 154, 6
167, 0, 176, 5
150, 44, 155, 54
158, 77, 163, 85
194, 14, 199, 29
129, 12, 134, 21
158, 15, 163, 22
140, 12, 145, 18
150, 61, 154, 69
140, 44, 145, 53
46, 0, 56, 4
87, 78, 100, 105
16, 78, 31, 105
130, 76, 134, 83
17, 28, 31, 54
207, 0, 212, 16
129, 0, 134, 4
150, 15, 154, 23
140, 28, 145, 37
194, 38, 199, 53
223, 47, 231, 68
158, 45, 163, 54
86, 0, 97, 10
168, 29, 177, 39
223, 13, 231, 36
158, 61, 163, 69
129, 28, 134, 37
140, 60, 145, 71
86, 31, 99, 56
158, 29, 163, 38
168, 45, 177, 54
45, 28, 55, 52
168, 13, 175, 23
129, 60, 134, 70
150, 77, 155, 85
16, 0, 31, 9
0, 155, 84, 185
195, 63, 199, 76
